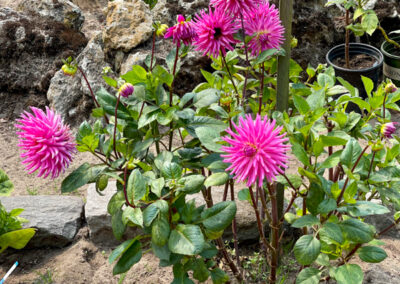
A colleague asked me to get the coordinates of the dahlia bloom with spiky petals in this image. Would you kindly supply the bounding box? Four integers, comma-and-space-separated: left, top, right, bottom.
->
193, 7, 239, 58
381, 122, 398, 139
119, 83, 134, 98
221, 114, 290, 187
15, 107, 76, 179
210, 0, 257, 17
164, 15, 196, 46
244, 1, 284, 56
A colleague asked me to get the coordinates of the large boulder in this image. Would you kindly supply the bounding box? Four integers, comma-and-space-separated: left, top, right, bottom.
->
17, 0, 85, 31
0, 7, 87, 118
0, 195, 84, 248
47, 32, 111, 127
102, 0, 153, 52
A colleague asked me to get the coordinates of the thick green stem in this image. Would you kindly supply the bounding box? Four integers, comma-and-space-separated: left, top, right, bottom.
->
345, 10, 350, 69
240, 14, 250, 106
267, 183, 280, 284
113, 93, 121, 159
168, 47, 180, 151
378, 26, 400, 49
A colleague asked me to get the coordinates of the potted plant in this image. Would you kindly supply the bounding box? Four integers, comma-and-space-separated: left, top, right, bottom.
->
325, 0, 383, 98
380, 29, 400, 86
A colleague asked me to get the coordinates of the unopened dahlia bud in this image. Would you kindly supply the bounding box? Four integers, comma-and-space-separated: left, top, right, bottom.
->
385, 83, 398, 94
156, 24, 169, 37
118, 83, 134, 98
62, 64, 77, 76
381, 122, 398, 139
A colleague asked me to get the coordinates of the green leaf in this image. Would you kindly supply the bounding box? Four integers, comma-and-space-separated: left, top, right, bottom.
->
362, 12, 378, 35
344, 201, 390, 217
204, 172, 229, 187
61, 163, 107, 193
319, 222, 344, 245
210, 268, 229, 284
340, 219, 374, 244
0, 228, 35, 251
319, 151, 342, 170
192, 258, 210, 282
161, 162, 182, 180
122, 207, 143, 227
109, 238, 137, 263
0, 169, 13, 196
112, 208, 126, 240
151, 178, 165, 197
127, 169, 147, 201
102, 75, 118, 88
180, 175, 205, 194
168, 224, 205, 255
358, 246, 387, 263
113, 240, 142, 275
194, 89, 220, 109
292, 142, 310, 166
293, 235, 321, 265
201, 201, 237, 232
320, 136, 347, 146
293, 95, 310, 115
361, 76, 374, 96
306, 183, 325, 215
296, 267, 322, 284
317, 73, 334, 88
317, 199, 337, 214
121, 65, 147, 84
335, 264, 363, 284
143, 203, 160, 227
340, 138, 363, 168
153, 65, 174, 87
276, 174, 303, 188
152, 216, 170, 246
292, 215, 320, 228
108, 190, 125, 215
195, 127, 222, 152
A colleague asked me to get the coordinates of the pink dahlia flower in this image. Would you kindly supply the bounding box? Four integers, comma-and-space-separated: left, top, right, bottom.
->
244, 1, 284, 56
15, 107, 76, 179
193, 7, 239, 58
381, 122, 398, 139
164, 15, 196, 47
210, 0, 257, 17
119, 83, 134, 98
221, 114, 290, 187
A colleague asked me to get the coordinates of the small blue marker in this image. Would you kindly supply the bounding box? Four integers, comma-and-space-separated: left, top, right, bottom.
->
0, 261, 18, 284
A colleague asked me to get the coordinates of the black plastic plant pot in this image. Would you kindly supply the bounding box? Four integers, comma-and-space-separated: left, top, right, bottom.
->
326, 43, 383, 99
381, 35, 400, 87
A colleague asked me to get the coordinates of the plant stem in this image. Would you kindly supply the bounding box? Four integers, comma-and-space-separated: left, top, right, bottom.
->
259, 63, 265, 114
267, 183, 280, 284
378, 26, 400, 49
216, 238, 243, 282
77, 66, 109, 124
113, 93, 121, 159
221, 51, 240, 104
150, 31, 156, 71
335, 145, 369, 206
240, 14, 251, 106
229, 179, 241, 273
345, 9, 350, 69
383, 92, 388, 120
168, 47, 180, 151
248, 186, 273, 252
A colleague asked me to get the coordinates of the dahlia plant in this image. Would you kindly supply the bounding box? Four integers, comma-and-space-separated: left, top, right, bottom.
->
15, 0, 400, 283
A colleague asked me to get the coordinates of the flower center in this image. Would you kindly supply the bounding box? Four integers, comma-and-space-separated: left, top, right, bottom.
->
243, 143, 258, 157
256, 30, 270, 44
214, 27, 223, 40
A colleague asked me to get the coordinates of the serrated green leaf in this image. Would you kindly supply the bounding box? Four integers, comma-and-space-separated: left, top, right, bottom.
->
294, 235, 321, 265
168, 224, 205, 255
296, 267, 322, 284
358, 246, 387, 263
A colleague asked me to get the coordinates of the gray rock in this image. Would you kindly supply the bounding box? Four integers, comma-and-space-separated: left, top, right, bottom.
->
0, 196, 84, 248
18, 0, 85, 31
47, 32, 111, 127
120, 51, 148, 75
85, 182, 140, 246
364, 207, 400, 239
0, 7, 86, 118
102, 0, 153, 52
